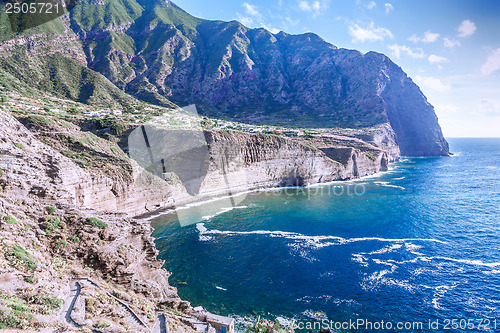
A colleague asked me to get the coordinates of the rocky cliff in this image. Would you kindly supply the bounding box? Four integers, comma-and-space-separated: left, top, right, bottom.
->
13, 109, 395, 217
0, 0, 449, 156
0, 110, 196, 332
0, 98, 394, 330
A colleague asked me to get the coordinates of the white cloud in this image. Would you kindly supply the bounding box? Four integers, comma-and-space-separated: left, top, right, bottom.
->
299, 0, 320, 11
262, 24, 280, 34
414, 75, 451, 92
238, 4, 279, 32
409, 31, 440, 43
458, 19, 476, 38
428, 54, 448, 64
237, 14, 254, 26
384, 3, 393, 14
367, 1, 376, 9
297, 0, 328, 16
481, 48, 500, 75
476, 99, 500, 116
243, 2, 260, 16
349, 22, 393, 43
443, 37, 461, 48
285, 16, 301, 26
434, 104, 459, 113
388, 44, 425, 59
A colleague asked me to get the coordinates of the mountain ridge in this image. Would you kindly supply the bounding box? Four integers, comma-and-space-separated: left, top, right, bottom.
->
0, 0, 449, 156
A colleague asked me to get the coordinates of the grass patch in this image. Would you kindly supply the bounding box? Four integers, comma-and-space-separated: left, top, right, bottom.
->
43, 216, 60, 234
93, 320, 111, 329
86, 217, 107, 229
4, 244, 37, 270
60, 150, 76, 159
26, 115, 55, 127
3, 215, 17, 225
69, 236, 80, 243
0, 310, 23, 329
9, 303, 29, 313
45, 206, 56, 215
28, 294, 63, 312
25, 276, 36, 284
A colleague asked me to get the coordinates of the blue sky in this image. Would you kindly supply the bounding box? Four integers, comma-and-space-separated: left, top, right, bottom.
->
174, 0, 500, 137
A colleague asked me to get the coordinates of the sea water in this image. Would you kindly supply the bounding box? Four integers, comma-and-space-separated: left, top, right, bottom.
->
150, 138, 500, 332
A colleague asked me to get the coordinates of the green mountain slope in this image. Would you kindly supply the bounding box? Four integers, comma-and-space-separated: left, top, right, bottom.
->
0, 0, 449, 156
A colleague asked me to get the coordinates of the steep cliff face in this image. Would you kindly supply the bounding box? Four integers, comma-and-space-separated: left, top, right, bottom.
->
0, 0, 449, 156
0, 110, 193, 331
0, 106, 395, 329
162, 129, 390, 207
14, 109, 393, 216
203, 129, 390, 188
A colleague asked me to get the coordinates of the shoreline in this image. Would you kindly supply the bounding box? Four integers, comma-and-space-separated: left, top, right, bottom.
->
140, 160, 400, 222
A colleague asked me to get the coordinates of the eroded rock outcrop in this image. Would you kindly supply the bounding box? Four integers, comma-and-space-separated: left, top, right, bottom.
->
0, 110, 193, 331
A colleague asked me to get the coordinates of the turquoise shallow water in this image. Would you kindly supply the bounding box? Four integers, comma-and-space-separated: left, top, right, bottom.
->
151, 138, 500, 332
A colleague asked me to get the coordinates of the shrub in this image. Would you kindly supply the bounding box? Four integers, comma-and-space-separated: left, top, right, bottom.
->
69, 236, 80, 243
93, 320, 111, 329
26, 115, 55, 127
55, 240, 67, 248
3, 215, 17, 225
61, 150, 75, 159
43, 216, 60, 234
9, 303, 29, 313
45, 206, 56, 215
85, 297, 96, 314
4, 244, 37, 270
28, 294, 63, 311
14, 143, 24, 149
0, 168, 3, 176
86, 217, 107, 229
0, 312, 23, 329
25, 276, 36, 284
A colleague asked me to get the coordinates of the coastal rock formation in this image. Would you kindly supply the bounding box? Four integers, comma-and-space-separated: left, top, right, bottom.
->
0, 110, 193, 331
15, 109, 396, 217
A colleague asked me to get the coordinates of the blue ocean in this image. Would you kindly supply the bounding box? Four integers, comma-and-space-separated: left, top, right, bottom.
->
150, 138, 500, 332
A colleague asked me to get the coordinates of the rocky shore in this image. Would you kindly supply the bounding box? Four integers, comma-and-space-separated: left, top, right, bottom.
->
0, 106, 399, 331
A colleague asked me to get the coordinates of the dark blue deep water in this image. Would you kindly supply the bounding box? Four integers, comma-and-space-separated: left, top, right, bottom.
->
151, 138, 500, 332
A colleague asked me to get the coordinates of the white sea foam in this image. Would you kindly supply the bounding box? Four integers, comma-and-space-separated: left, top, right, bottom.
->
202, 205, 249, 220
374, 181, 405, 190
404, 242, 423, 251
143, 208, 177, 221
366, 244, 402, 255
276, 317, 293, 329
196, 223, 213, 241
484, 270, 500, 274
302, 309, 328, 321
352, 253, 369, 267
430, 256, 500, 268
431, 284, 457, 310
195, 223, 447, 249
392, 176, 406, 180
